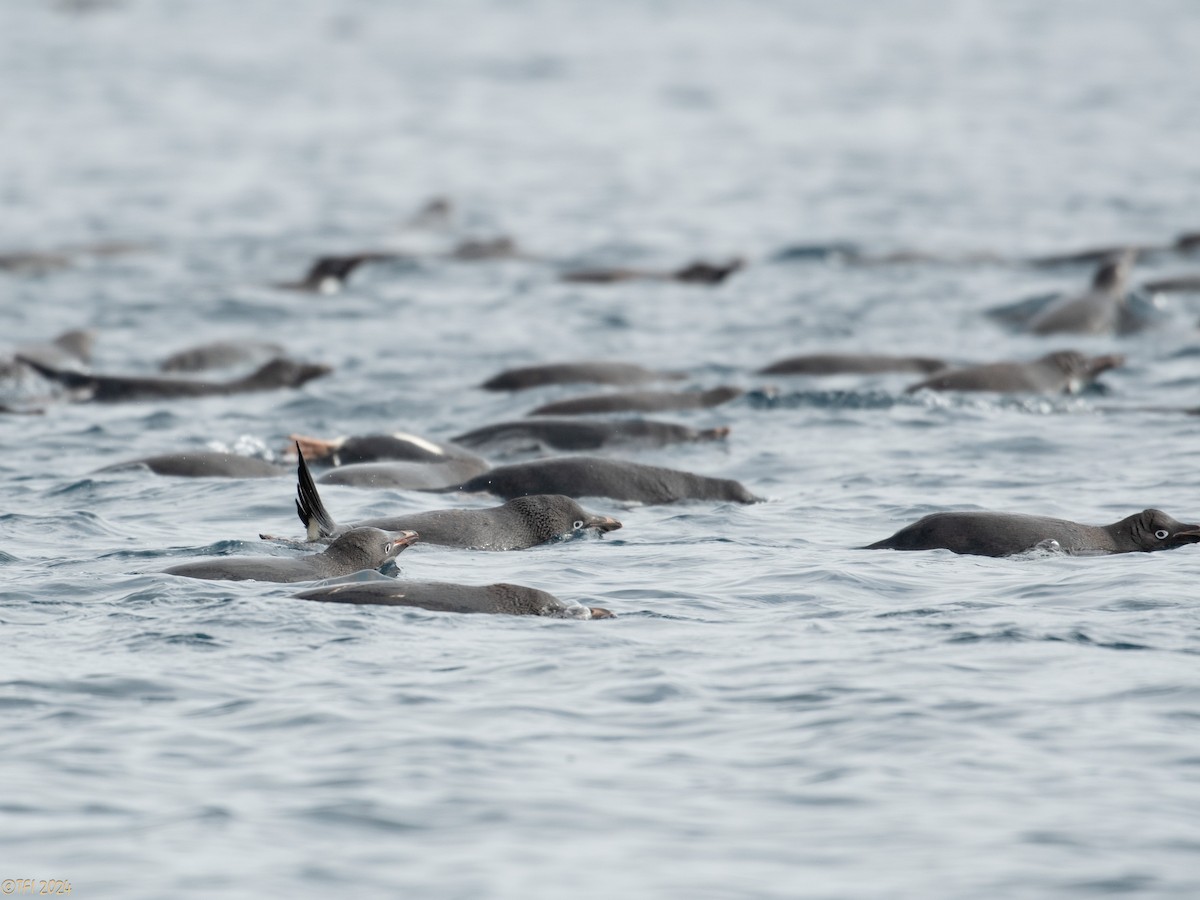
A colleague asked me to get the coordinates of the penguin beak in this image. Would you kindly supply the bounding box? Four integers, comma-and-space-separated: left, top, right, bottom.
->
389, 530, 420, 554
588, 607, 615, 619
1172, 526, 1200, 544
589, 515, 623, 533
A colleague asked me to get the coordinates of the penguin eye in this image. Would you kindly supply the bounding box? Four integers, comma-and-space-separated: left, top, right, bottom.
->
573, 520, 584, 530
384, 542, 394, 553
1154, 529, 1169, 541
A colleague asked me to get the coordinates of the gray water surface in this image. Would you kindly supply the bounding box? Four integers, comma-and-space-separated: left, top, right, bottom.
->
3, 1, 1200, 898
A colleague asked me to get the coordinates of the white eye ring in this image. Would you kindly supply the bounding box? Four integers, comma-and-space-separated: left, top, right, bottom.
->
1154, 530, 1169, 540
573, 520, 584, 530
384, 543, 394, 553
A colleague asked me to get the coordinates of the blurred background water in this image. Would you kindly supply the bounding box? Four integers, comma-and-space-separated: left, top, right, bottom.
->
2, 1, 1200, 897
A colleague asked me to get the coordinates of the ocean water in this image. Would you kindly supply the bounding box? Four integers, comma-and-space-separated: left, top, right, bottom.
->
3, 1, 1200, 897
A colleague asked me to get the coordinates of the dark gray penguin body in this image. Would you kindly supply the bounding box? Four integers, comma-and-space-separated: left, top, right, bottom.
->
406, 196, 453, 229
445, 456, 760, 504
529, 386, 742, 416
294, 581, 613, 618
316, 455, 490, 490
293, 446, 621, 550
0, 251, 73, 274
19, 356, 331, 402
160, 340, 285, 373
99, 451, 287, 478
290, 432, 473, 467
447, 236, 526, 261
864, 509, 1200, 558
164, 528, 418, 582
1141, 274, 1200, 293
905, 351, 1123, 394
1025, 231, 1200, 267
561, 258, 743, 285
273, 253, 400, 293
351, 498, 621, 550
1026, 254, 1136, 335
482, 361, 680, 391
757, 353, 947, 376
1027, 244, 1148, 268
451, 418, 729, 453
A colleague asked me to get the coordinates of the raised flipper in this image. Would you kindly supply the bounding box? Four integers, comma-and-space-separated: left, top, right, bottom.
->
295, 444, 339, 540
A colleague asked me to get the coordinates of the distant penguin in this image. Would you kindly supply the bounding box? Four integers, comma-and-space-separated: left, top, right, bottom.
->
0, 251, 73, 274
904, 351, 1123, 394
164, 528, 418, 582
442, 456, 760, 504
98, 451, 287, 478
481, 361, 683, 392
315, 452, 491, 490
160, 340, 286, 373
757, 353, 946, 376
19, 357, 331, 402
289, 432, 475, 467
294, 580, 614, 618
562, 257, 743, 285
1025, 252, 1138, 335
451, 418, 729, 454
296, 435, 490, 489
528, 387, 742, 416
273, 253, 400, 293
447, 236, 525, 261
864, 508, 1200, 557
1026, 244, 1147, 268
1141, 274, 1200, 294
406, 196, 454, 229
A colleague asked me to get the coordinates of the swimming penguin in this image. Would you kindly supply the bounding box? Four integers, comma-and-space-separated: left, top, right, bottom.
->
1140, 274, 1200, 294
561, 257, 743, 285
98, 451, 287, 478
288, 432, 477, 467
904, 351, 1123, 394
19, 356, 331, 402
1026, 244, 1148, 268
446, 236, 526, 261
481, 361, 683, 392
451, 418, 729, 454
315, 452, 491, 490
1025, 252, 1139, 335
273, 253, 401, 293
0, 251, 74, 274
864, 508, 1200, 557
294, 580, 614, 618
164, 528, 418, 582
757, 353, 947, 376
288, 445, 621, 550
405, 196, 454, 230
159, 340, 286, 373
441, 456, 760, 504
528, 386, 743, 416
